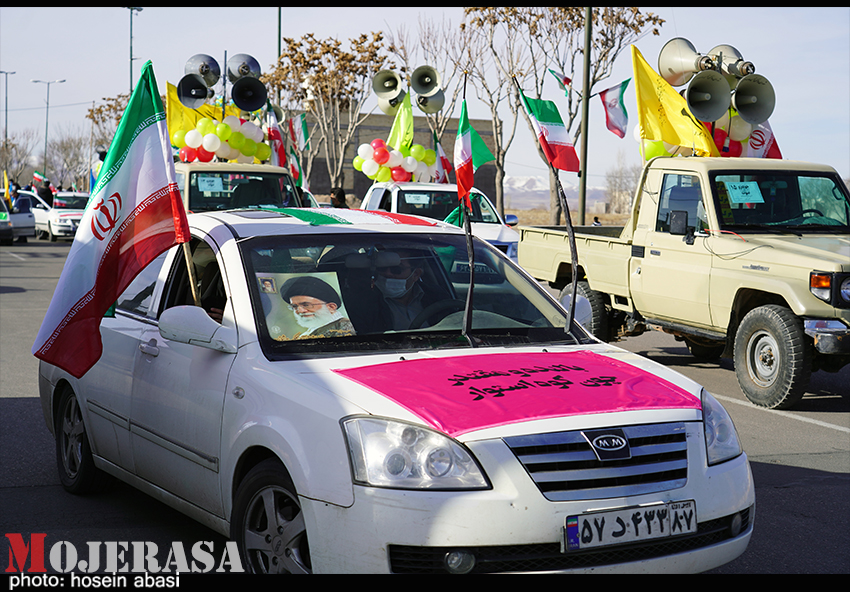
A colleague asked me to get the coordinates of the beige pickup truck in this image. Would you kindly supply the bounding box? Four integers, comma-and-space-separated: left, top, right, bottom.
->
518, 157, 850, 409
173, 161, 305, 212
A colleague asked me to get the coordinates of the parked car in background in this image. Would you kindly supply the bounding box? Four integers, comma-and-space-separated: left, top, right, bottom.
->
23, 190, 89, 241
39, 208, 754, 574
9, 192, 36, 242
360, 182, 519, 262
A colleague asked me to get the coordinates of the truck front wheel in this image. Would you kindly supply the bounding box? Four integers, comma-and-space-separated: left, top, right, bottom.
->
560, 281, 609, 341
734, 305, 811, 409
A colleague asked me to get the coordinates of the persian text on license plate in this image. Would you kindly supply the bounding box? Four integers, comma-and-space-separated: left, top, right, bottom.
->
565, 500, 696, 551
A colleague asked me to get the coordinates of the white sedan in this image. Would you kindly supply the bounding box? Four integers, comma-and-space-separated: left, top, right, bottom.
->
38, 208, 754, 574
23, 190, 89, 241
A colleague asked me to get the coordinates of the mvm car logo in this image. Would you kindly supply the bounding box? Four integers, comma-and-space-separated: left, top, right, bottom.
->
90, 191, 123, 241
582, 428, 631, 461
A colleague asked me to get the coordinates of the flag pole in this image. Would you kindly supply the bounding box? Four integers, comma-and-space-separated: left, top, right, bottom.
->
459, 72, 477, 346
577, 6, 592, 226
512, 75, 578, 334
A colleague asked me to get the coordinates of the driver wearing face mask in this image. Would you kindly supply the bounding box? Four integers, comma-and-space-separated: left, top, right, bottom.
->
373, 250, 431, 330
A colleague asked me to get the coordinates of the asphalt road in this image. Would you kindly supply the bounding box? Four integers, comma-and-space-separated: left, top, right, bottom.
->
1, 239, 848, 575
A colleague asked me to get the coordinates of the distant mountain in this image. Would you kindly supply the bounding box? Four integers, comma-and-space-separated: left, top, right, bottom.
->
503, 175, 609, 211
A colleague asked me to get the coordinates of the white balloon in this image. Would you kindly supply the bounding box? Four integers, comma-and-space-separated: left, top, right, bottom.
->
362, 158, 379, 177
357, 143, 373, 160
387, 149, 403, 168
184, 129, 203, 149
223, 115, 241, 129
202, 133, 222, 153
402, 156, 418, 172
214, 142, 231, 158
729, 116, 753, 142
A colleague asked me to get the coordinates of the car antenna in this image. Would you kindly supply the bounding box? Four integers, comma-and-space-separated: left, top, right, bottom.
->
458, 72, 479, 348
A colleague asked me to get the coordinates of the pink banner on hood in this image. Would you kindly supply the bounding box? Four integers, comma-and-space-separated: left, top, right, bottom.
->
333, 350, 701, 437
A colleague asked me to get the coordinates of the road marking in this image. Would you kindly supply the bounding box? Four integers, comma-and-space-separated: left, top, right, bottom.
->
2, 251, 25, 260
714, 393, 850, 434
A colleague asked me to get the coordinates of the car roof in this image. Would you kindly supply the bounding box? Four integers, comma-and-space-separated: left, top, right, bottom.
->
189, 207, 466, 240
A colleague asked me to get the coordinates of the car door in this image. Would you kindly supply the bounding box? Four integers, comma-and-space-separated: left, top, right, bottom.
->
629, 172, 713, 328
129, 232, 236, 517
29, 192, 50, 235
10, 195, 35, 238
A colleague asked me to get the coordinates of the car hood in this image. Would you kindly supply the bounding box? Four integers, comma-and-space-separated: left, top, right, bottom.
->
470, 222, 519, 244
726, 234, 850, 272
312, 345, 702, 438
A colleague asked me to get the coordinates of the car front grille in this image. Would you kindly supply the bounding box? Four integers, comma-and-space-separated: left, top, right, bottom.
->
503, 422, 689, 501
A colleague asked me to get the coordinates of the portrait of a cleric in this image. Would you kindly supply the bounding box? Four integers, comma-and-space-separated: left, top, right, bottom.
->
276, 275, 356, 340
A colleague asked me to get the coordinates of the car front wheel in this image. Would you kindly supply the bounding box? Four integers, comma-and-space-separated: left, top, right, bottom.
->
55, 386, 108, 494
231, 459, 311, 574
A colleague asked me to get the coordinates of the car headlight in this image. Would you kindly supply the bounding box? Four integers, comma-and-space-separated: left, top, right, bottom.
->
841, 277, 850, 305
702, 389, 743, 466
342, 417, 490, 490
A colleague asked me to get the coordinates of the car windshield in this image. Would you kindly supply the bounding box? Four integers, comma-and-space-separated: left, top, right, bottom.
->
187, 171, 301, 212
709, 170, 850, 232
52, 194, 90, 209
397, 190, 501, 224
242, 232, 587, 357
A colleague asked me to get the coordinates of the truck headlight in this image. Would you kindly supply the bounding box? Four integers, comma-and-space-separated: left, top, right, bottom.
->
841, 277, 850, 305
342, 417, 490, 490
702, 390, 743, 466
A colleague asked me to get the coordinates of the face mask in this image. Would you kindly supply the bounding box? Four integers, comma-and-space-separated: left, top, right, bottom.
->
375, 275, 411, 299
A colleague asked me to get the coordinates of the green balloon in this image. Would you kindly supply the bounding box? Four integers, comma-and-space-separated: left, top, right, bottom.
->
643, 139, 667, 160
423, 149, 436, 166
353, 155, 365, 171
410, 144, 425, 161
376, 165, 392, 183
228, 131, 245, 150
241, 138, 257, 157
215, 123, 232, 141
197, 118, 215, 136
172, 130, 186, 148
255, 142, 271, 161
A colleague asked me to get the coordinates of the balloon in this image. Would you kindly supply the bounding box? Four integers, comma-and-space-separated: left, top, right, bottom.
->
387, 149, 403, 168
357, 143, 373, 160
240, 121, 258, 141
729, 116, 753, 142
215, 123, 232, 141
196, 118, 215, 136
215, 142, 232, 159
398, 144, 410, 158
373, 147, 390, 165
172, 130, 186, 148
391, 166, 410, 182
642, 139, 666, 160
423, 149, 436, 166
362, 158, 379, 177
184, 129, 203, 149
196, 146, 214, 162
179, 146, 197, 162
410, 144, 425, 161
202, 133, 222, 153
223, 115, 241, 130
376, 165, 392, 183
241, 138, 258, 157
228, 131, 245, 150
352, 155, 365, 171
255, 143, 272, 161
370, 138, 386, 150
402, 156, 418, 172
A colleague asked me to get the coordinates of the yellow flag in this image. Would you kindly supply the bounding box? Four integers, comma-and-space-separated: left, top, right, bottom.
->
3, 170, 9, 208
631, 45, 719, 157
386, 92, 414, 152
166, 82, 241, 141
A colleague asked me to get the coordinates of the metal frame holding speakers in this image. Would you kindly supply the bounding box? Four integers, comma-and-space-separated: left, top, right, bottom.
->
372, 65, 444, 116
657, 37, 775, 125
177, 52, 268, 114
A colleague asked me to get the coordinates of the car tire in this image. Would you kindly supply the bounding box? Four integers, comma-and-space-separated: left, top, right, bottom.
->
231, 459, 312, 574
54, 386, 109, 494
733, 304, 811, 409
561, 281, 609, 341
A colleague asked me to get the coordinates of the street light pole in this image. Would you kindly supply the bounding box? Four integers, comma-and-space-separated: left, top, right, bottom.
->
31, 79, 66, 180
127, 7, 144, 93
0, 70, 15, 176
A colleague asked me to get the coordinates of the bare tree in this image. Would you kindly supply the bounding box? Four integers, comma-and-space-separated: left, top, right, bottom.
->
604, 149, 643, 214
47, 124, 89, 190
264, 32, 392, 189
1, 128, 39, 184
86, 94, 130, 150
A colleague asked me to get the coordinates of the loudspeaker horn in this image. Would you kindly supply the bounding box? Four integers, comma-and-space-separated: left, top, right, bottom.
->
658, 37, 714, 87
226, 53, 262, 83
411, 65, 441, 97
231, 76, 268, 112
707, 44, 755, 79
184, 53, 221, 87
176, 73, 210, 109
415, 90, 444, 114
684, 70, 731, 122
372, 69, 403, 100
732, 74, 775, 124
377, 91, 407, 116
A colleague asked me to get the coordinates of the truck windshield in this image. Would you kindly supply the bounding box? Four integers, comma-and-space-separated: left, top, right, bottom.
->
187, 172, 301, 212
709, 171, 850, 231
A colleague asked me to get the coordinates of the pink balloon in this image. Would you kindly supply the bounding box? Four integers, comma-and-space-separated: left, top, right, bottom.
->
391, 166, 410, 182
373, 147, 390, 165
370, 138, 386, 150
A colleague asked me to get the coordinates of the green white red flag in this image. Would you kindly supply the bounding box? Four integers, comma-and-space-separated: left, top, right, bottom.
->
519, 89, 580, 172
32, 61, 190, 379
548, 68, 572, 96
454, 99, 494, 206
289, 113, 310, 152
600, 78, 631, 139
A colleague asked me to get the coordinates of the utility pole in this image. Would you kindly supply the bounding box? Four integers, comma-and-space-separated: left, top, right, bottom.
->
577, 7, 592, 226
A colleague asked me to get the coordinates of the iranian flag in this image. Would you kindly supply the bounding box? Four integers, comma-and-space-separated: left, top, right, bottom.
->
289, 113, 310, 152
266, 101, 287, 168
433, 132, 452, 184
519, 90, 580, 172
548, 68, 572, 96
743, 120, 783, 159
599, 78, 631, 139
32, 61, 190, 379
289, 145, 303, 187
453, 99, 494, 206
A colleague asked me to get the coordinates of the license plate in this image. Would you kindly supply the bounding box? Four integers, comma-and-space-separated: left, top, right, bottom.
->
565, 500, 696, 551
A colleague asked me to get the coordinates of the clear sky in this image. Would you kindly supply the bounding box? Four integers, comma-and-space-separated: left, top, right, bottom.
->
1, 7, 848, 188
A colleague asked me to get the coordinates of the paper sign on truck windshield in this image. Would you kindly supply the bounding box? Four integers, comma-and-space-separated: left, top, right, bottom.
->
334, 350, 700, 436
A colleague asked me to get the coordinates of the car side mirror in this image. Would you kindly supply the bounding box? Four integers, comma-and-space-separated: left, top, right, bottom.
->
159, 305, 237, 353
504, 214, 518, 227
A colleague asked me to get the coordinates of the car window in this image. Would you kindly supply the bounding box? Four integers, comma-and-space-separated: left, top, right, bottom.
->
188, 172, 301, 212
14, 197, 31, 214
115, 251, 168, 317
656, 174, 706, 233
53, 194, 89, 209
158, 237, 227, 322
